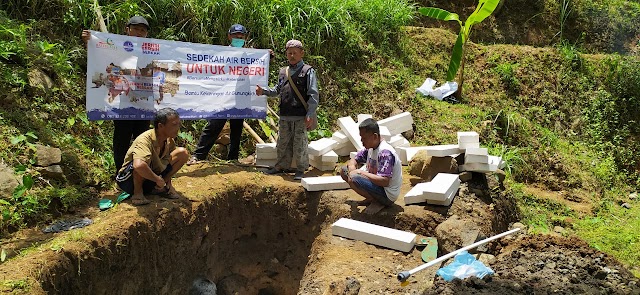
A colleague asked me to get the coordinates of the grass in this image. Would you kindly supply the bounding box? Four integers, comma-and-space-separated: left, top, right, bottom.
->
575, 199, 640, 276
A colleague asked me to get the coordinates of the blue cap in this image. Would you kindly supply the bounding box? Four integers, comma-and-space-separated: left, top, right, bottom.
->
228, 24, 247, 34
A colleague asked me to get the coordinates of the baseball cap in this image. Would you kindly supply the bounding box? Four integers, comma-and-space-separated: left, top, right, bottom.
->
228, 24, 247, 34
285, 39, 304, 50
126, 16, 150, 29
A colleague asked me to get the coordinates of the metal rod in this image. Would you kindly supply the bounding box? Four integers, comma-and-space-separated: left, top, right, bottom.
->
397, 228, 521, 282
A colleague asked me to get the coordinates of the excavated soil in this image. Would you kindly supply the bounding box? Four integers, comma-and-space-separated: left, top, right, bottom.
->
0, 162, 638, 294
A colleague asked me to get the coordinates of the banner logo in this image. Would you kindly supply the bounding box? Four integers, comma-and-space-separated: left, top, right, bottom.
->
123, 41, 134, 52
142, 42, 160, 55
96, 38, 116, 50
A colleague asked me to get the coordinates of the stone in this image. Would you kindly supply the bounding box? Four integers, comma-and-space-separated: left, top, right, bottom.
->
435, 215, 480, 254
0, 163, 20, 199
459, 171, 473, 182
475, 253, 496, 266
28, 68, 54, 95
408, 151, 458, 181
511, 222, 526, 231
34, 144, 62, 167
38, 165, 65, 180
621, 203, 631, 209
553, 226, 565, 234
629, 192, 637, 200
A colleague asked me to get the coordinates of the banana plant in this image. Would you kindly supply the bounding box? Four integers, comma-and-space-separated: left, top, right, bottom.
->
419, 0, 501, 98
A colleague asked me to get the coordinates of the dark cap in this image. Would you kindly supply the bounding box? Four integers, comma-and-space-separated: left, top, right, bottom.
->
285, 39, 304, 50
228, 24, 247, 35
126, 16, 150, 29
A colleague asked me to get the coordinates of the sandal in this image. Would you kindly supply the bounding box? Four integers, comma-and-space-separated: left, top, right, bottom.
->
187, 156, 204, 166
130, 196, 151, 206
162, 189, 180, 199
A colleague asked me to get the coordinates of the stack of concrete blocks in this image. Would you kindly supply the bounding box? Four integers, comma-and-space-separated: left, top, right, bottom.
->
377, 112, 414, 165
404, 173, 461, 206
331, 131, 356, 157
255, 143, 277, 167
457, 131, 480, 151
331, 218, 417, 252
307, 138, 340, 171
460, 154, 505, 173
301, 175, 350, 191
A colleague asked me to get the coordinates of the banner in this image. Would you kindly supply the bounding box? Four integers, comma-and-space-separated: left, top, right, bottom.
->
86, 31, 269, 120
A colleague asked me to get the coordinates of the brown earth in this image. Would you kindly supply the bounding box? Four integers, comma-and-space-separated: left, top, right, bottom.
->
0, 162, 638, 294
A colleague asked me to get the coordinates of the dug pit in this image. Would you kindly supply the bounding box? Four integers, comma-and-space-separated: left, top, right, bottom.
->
1, 165, 638, 294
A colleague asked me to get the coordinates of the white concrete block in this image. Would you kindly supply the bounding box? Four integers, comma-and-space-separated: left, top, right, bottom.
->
301, 176, 350, 191
321, 150, 339, 162
350, 151, 358, 159
331, 131, 349, 144
465, 154, 489, 164
466, 147, 488, 155
308, 138, 338, 156
422, 173, 460, 201
357, 114, 373, 124
256, 143, 277, 152
396, 147, 409, 165
338, 116, 364, 151
255, 152, 277, 160
334, 143, 356, 156
459, 142, 480, 150
404, 182, 431, 205
389, 134, 410, 148
309, 157, 337, 172
331, 218, 416, 252
378, 112, 413, 135
426, 184, 458, 206
457, 131, 479, 143
460, 156, 502, 172
425, 144, 462, 157
256, 158, 277, 167
405, 146, 430, 162
379, 126, 392, 141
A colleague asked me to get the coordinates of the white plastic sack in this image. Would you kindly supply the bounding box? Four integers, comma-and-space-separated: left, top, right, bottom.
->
416, 78, 458, 100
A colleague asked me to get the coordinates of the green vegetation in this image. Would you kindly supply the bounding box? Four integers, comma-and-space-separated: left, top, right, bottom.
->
1, 0, 640, 279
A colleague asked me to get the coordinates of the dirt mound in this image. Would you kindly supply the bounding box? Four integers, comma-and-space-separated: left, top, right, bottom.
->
427, 235, 640, 294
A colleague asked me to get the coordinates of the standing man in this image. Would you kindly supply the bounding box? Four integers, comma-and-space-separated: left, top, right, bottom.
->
256, 39, 319, 180
82, 16, 153, 173
340, 118, 402, 214
115, 108, 189, 205
188, 24, 250, 165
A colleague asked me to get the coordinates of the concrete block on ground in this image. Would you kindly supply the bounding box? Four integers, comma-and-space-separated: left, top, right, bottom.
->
460, 156, 502, 172
466, 147, 488, 155
309, 157, 337, 172
301, 176, 350, 191
423, 173, 460, 201
331, 218, 416, 252
378, 112, 413, 135
308, 138, 338, 156
425, 144, 461, 157
256, 143, 277, 152
331, 131, 349, 144
426, 184, 458, 206
405, 147, 430, 162
457, 131, 479, 143
396, 147, 409, 165
256, 158, 277, 167
379, 126, 392, 141
334, 143, 357, 156
338, 116, 365, 151
459, 142, 480, 150
404, 182, 431, 205
321, 150, 339, 162
255, 152, 277, 160
389, 134, 410, 148
465, 154, 489, 164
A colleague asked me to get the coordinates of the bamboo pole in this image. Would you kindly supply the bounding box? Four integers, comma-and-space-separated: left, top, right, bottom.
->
93, 0, 108, 33
243, 121, 265, 144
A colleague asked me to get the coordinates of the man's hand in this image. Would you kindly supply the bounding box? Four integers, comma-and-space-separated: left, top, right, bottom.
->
155, 175, 166, 188
255, 85, 263, 96
305, 116, 312, 129
81, 30, 91, 46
